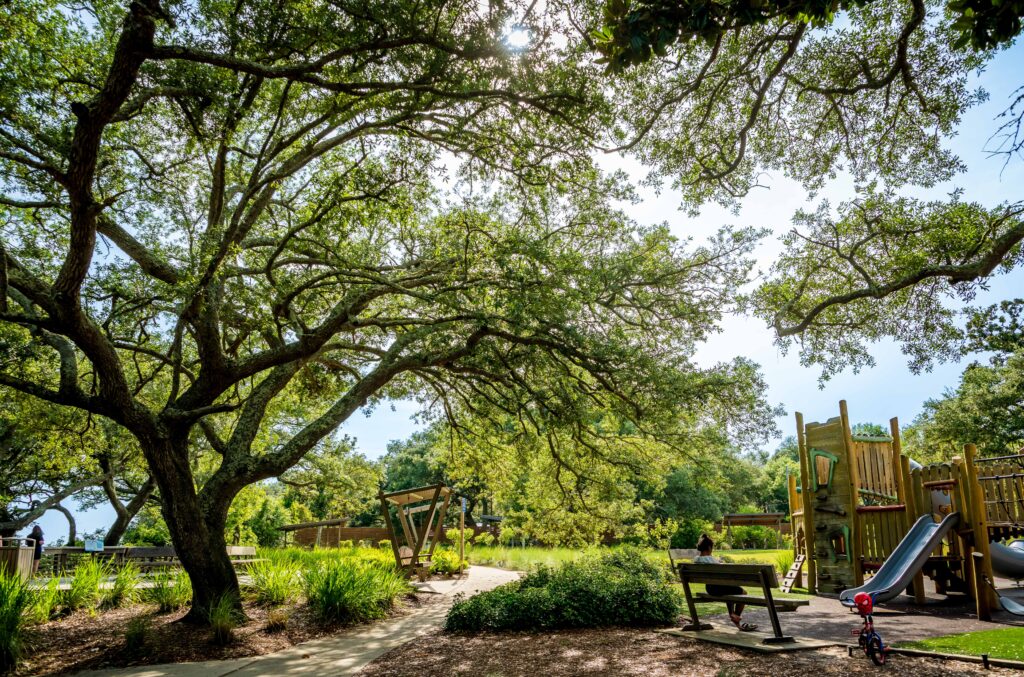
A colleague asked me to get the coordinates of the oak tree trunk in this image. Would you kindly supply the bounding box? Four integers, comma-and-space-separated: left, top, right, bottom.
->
142, 432, 240, 622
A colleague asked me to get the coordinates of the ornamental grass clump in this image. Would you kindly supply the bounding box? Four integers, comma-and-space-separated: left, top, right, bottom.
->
23, 576, 61, 625
304, 560, 410, 623
103, 561, 140, 608
207, 593, 241, 645
62, 558, 108, 612
0, 572, 30, 672
246, 560, 300, 606
146, 568, 192, 612
444, 547, 681, 632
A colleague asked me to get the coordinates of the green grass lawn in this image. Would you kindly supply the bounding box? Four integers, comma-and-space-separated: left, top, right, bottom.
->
467, 544, 793, 572
896, 627, 1024, 661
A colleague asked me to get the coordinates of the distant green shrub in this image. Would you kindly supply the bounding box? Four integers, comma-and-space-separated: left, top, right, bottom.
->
304, 560, 410, 623
729, 525, 778, 549
0, 572, 30, 672
472, 532, 495, 547
444, 547, 681, 632
246, 560, 300, 606
670, 519, 715, 549
430, 549, 463, 575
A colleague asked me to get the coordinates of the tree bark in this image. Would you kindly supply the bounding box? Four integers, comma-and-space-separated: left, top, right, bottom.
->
52, 503, 77, 545
141, 432, 240, 621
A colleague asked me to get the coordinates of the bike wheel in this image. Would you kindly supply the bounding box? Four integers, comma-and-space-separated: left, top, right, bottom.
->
868, 637, 886, 666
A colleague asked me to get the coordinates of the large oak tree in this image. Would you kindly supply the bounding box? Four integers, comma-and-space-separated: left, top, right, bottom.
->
1, 0, 777, 618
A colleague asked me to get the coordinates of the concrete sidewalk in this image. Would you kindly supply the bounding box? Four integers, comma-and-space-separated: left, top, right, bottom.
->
82, 566, 518, 677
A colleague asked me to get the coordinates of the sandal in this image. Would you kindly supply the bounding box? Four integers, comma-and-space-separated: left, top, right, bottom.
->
730, 614, 757, 632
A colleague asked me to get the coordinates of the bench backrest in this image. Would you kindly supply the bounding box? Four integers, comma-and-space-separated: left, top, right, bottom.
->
226, 546, 257, 557
668, 548, 699, 561
676, 562, 780, 588
123, 546, 177, 558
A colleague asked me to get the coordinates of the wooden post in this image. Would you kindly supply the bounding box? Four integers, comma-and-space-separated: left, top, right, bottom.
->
379, 492, 404, 571
902, 455, 926, 603
964, 443, 997, 618
459, 497, 466, 575
795, 411, 816, 594
840, 400, 863, 586
889, 418, 909, 535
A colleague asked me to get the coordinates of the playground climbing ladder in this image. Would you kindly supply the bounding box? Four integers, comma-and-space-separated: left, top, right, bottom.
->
780, 554, 806, 593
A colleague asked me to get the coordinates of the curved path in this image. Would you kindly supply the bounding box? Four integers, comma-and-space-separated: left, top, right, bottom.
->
84, 566, 518, 677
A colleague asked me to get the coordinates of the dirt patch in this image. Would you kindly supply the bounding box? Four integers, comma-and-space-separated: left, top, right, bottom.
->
16, 593, 432, 676
359, 627, 1018, 677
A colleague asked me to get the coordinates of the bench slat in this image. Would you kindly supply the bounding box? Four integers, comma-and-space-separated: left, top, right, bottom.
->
694, 592, 809, 609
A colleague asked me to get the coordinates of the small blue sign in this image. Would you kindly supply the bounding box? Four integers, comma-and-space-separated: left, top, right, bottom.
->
84, 539, 104, 552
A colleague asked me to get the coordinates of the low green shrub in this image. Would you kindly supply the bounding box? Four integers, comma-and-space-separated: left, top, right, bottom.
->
472, 532, 495, 547
146, 568, 192, 612
377, 540, 391, 550
430, 549, 464, 575
24, 576, 61, 625
246, 560, 299, 606
104, 562, 140, 608
444, 547, 681, 632
124, 616, 150, 654
304, 560, 410, 623
729, 525, 778, 549
208, 594, 241, 645
62, 559, 108, 612
0, 572, 30, 672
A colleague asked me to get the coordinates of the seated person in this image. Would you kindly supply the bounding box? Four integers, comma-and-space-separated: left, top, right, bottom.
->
694, 533, 758, 632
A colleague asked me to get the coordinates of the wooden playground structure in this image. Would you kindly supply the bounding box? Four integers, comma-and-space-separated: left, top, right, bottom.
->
378, 483, 453, 577
787, 400, 1024, 620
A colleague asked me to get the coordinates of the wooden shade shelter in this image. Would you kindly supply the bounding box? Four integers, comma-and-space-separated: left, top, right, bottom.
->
379, 484, 452, 575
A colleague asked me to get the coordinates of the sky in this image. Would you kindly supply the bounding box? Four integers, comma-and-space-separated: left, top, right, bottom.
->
23, 38, 1024, 544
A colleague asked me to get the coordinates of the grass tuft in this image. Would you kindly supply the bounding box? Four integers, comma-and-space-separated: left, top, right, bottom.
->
123, 616, 150, 654
0, 572, 30, 672
145, 568, 192, 612
304, 559, 410, 623
207, 594, 241, 645
246, 560, 299, 606
61, 559, 108, 612
104, 561, 140, 609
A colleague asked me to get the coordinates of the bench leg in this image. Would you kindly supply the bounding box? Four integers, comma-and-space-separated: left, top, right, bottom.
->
761, 573, 795, 644
679, 574, 712, 631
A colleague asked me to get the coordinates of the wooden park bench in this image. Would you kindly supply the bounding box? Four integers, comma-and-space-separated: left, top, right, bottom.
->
675, 562, 809, 644
122, 545, 263, 570
667, 548, 699, 571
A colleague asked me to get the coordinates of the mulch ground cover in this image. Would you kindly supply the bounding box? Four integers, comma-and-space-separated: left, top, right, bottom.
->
359, 627, 1020, 677
15, 593, 430, 676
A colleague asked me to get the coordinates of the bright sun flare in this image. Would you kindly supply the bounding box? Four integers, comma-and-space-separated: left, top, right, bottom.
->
505, 27, 531, 49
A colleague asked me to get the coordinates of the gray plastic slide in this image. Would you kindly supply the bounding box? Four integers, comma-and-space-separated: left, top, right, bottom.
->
840, 512, 961, 607
990, 541, 1024, 580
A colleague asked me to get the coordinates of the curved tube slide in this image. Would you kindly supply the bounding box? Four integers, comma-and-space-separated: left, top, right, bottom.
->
990, 540, 1024, 580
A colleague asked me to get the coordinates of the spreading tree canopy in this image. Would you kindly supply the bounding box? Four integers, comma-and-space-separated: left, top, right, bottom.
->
2, 0, 1018, 619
